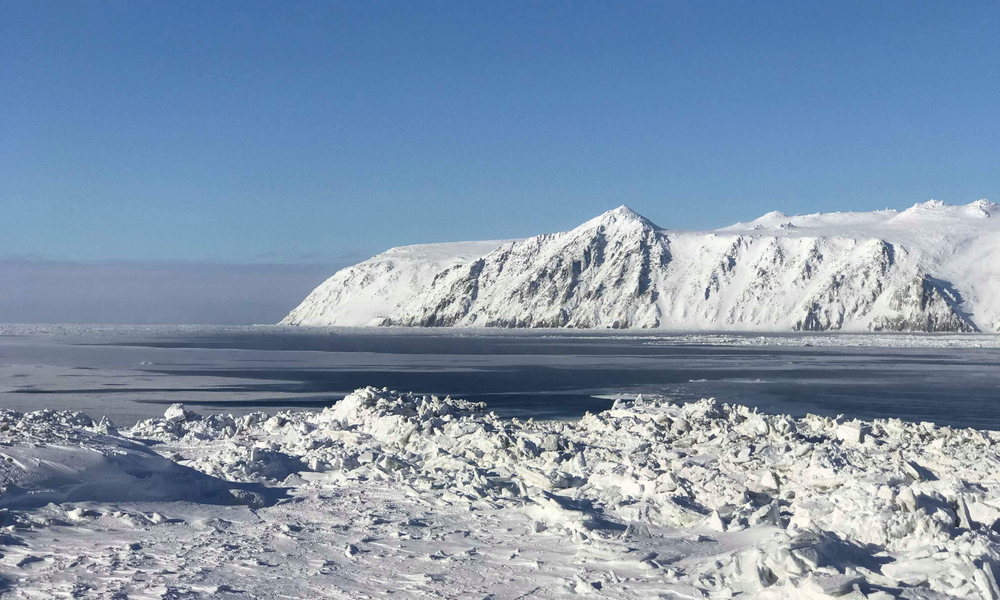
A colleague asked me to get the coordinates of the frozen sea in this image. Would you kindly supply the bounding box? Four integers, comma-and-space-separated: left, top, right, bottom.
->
1, 324, 999, 428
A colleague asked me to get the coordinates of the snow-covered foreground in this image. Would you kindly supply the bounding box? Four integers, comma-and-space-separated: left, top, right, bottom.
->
3, 389, 1000, 599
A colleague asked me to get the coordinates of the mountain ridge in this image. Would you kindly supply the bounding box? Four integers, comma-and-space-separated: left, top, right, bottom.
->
281, 202, 1000, 332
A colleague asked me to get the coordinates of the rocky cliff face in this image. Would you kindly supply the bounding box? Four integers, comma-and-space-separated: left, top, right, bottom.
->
383, 207, 669, 328
870, 274, 977, 332
282, 201, 1000, 332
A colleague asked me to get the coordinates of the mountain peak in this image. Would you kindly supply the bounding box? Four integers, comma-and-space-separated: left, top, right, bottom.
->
890, 199, 1000, 222
968, 199, 998, 218
577, 205, 660, 232
604, 205, 647, 221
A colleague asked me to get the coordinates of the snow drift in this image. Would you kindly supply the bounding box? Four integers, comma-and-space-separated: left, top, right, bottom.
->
282, 201, 1000, 332
0, 408, 278, 509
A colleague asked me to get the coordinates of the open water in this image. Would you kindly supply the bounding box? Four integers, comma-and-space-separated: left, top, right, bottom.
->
1, 326, 998, 428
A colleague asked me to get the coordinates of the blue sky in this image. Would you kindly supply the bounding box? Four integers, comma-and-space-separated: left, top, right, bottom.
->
2, 2, 998, 322
5, 1, 999, 263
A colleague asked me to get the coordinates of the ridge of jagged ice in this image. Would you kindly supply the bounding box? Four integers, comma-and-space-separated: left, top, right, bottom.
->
282, 200, 1000, 333
5, 388, 1000, 597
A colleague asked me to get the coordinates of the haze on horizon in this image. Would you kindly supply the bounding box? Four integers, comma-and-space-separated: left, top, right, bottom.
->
3, 2, 998, 324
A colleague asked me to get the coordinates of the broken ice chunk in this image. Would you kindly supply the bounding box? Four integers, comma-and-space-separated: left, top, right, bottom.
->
96, 416, 117, 435
707, 510, 726, 532
836, 423, 864, 445
163, 403, 191, 423
902, 460, 934, 482
896, 486, 918, 512
759, 470, 780, 491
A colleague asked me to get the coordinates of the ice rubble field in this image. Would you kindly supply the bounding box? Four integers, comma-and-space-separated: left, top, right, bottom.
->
4, 389, 1000, 598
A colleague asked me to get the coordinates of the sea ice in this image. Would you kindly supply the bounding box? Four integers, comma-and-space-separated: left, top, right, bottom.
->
0, 387, 999, 597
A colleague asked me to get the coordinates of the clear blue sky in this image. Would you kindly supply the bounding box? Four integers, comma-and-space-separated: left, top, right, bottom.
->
3, 1, 998, 264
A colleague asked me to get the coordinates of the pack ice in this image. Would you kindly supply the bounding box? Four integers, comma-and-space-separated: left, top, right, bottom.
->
282, 200, 1000, 332
3, 388, 1000, 598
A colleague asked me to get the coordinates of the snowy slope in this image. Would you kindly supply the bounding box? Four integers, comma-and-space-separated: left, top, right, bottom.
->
279, 240, 508, 326
282, 201, 1000, 332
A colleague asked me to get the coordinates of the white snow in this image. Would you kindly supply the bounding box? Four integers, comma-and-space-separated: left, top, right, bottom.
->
283, 201, 1000, 332
0, 409, 274, 510
4, 386, 1000, 597
279, 240, 510, 327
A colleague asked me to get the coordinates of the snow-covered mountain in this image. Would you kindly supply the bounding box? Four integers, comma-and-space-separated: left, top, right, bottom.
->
276, 240, 508, 328
281, 201, 1000, 332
